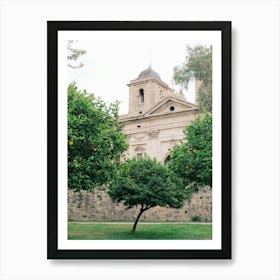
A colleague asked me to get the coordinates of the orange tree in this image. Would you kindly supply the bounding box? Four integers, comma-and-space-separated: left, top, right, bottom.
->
169, 114, 212, 192
68, 82, 128, 191
108, 157, 187, 235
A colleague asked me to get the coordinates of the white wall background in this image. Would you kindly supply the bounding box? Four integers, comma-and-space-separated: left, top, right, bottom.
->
0, 1, 279, 280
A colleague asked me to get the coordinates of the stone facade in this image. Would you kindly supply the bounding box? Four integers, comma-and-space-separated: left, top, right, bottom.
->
68, 187, 212, 222
119, 66, 201, 163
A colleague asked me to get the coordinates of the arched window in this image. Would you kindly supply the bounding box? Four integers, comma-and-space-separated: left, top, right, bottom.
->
135, 146, 145, 159
164, 155, 171, 165
139, 88, 144, 103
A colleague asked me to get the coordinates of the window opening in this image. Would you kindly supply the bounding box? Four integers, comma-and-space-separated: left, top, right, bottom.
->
137, 153, 143, 159
164, 155, 171, 165
139, 88, 144, 103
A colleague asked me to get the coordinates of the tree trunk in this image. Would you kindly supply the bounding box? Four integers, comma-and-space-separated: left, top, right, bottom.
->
131, 209, 145, 235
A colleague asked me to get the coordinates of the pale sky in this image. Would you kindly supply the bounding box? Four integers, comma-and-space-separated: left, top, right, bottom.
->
67, 39, 206, 114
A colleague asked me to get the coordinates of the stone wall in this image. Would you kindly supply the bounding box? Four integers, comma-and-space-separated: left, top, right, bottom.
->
68, 187, 212, 222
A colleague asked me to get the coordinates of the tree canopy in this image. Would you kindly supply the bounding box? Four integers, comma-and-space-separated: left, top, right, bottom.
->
67, 40, 86, 69
108, 157, 186, 234
68, 82, 128, 192
173, 45, 212, 112
169, 114, 212, 190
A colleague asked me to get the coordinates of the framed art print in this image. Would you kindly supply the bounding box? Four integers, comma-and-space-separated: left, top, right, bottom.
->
47, 21, 231, 259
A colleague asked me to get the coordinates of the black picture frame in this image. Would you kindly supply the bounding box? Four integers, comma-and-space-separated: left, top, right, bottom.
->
47, 21, 231, 259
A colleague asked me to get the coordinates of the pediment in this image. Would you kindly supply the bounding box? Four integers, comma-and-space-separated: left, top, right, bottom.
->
144, 98, 197, 117
134, 146, 145, 152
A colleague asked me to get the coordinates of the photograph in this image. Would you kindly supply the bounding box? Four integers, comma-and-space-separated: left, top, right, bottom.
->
48, 21, 231, 259
1, 0, 280, 278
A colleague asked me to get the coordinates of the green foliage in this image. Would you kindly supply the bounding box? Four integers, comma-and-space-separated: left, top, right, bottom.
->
191, 216, 202, 222
108, 157, 187, 234
169, 114, 212, 189
68, 82, 128, 191
67, 40, 86, 68
109, 157, 186, 209
173, 44, 212, 112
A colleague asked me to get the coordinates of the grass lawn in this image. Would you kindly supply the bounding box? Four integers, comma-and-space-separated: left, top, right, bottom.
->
68, 222, 212, 240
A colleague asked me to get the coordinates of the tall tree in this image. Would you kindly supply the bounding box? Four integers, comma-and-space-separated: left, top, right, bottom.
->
67, 40, 86, 69
169, 114, 212, 191
173, 45, 212, 112
108, 157, 187, 235
68, 82, 128, 191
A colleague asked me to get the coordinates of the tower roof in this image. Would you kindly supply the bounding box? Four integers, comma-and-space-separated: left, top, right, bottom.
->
136, 65, 161, 81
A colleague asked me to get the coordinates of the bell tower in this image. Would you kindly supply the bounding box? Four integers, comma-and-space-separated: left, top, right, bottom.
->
127, 66, 174, 116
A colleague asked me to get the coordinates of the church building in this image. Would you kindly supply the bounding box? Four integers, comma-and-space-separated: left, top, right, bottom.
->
119, 66, 201, 163
68, 66, 212, 222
